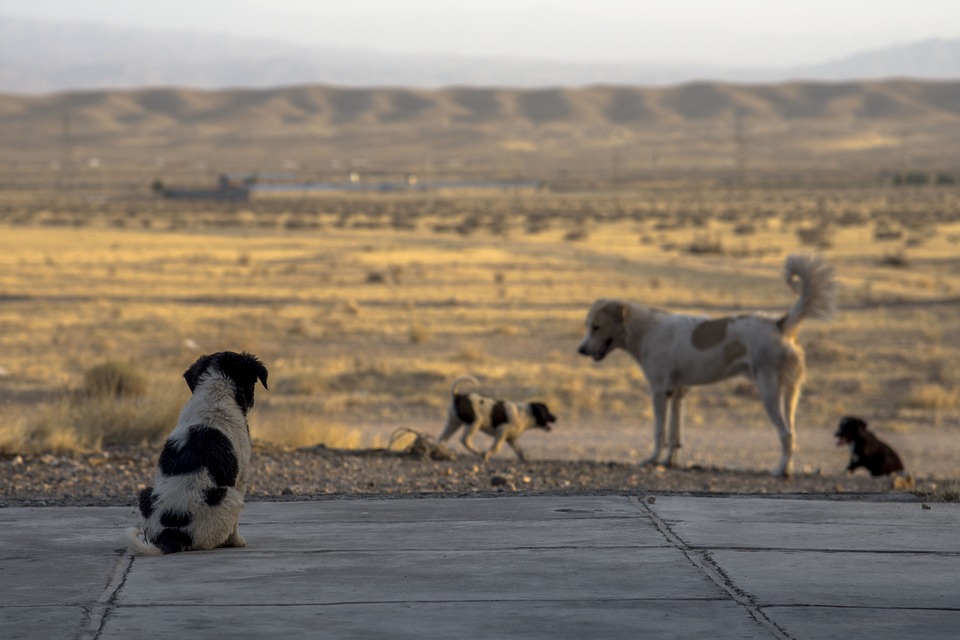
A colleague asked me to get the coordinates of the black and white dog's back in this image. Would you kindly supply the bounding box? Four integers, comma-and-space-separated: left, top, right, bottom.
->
128, 351, 268, 555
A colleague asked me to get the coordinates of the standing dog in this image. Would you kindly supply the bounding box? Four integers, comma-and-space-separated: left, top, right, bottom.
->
438, 376, 556, 461
835, 416, 904, 476
127, 351, 268, 555
577, 254, 836, 477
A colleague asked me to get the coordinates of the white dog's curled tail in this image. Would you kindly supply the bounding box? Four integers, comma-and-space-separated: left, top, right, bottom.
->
126, 527, 163, 556
779, 254, 837, 336
450, 375, 480, 396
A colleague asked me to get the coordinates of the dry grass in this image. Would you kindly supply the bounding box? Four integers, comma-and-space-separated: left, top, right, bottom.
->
0, 186, 958, 479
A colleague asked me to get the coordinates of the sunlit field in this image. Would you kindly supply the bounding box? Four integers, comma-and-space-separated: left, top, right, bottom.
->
1, 185, 958, 478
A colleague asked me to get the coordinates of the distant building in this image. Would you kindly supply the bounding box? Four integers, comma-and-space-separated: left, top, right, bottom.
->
160, 175, 250, 201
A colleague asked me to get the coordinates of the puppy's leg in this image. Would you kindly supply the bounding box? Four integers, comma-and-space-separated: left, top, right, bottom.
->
483, 428, 509, 462
221, 522, 246, 548
506, 437, 526, 462
460, 422, 485, 458
756, 372, 794, 477
664, 388, 686, 467
215, 488, 247, 548
639, 390, 667, 466
437, 411, 462, 444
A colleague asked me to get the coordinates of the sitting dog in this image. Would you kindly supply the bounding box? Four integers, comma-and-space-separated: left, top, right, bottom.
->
835, 416, 904, 476
578, 254, 836, 477
438, 376, 556, 461
127, 351, 268, 555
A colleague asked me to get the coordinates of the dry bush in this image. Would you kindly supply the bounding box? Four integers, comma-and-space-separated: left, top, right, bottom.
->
251, 411, 365, 450
903, 383, 959, 411
408, 323, 430, 344
23, 386, 183, 453
81, 361, 147, 398
686, 233, 725, 255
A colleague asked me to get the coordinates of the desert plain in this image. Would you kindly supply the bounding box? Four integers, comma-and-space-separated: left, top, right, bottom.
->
0, 81, 958, 502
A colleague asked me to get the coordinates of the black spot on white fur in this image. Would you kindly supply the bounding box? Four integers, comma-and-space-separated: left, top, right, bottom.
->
154, 528, 193, 555
159, 510, 192, 528
453, 394, 477, 424
138, 487, 155, 519
158, 425, 239, 487
205, 486, 228, 506
490, 401, 508, 429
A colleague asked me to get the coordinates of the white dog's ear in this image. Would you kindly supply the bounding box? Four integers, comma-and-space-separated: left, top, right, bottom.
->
604, 300, 629, 325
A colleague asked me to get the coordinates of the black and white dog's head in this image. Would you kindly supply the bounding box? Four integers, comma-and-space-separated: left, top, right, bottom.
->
183, 351, 268, 413
529, 402, 557, 431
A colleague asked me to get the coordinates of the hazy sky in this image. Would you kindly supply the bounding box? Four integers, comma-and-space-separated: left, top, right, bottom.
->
6, 0, 960, 68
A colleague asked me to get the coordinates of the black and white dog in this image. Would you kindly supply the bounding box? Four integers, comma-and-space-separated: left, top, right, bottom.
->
835, 416, 904, 476
438, 376, 556, 461
127, 351, 268, 555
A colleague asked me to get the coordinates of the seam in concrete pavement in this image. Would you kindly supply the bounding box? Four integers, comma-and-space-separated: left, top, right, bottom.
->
79, 552, 133, 640
631, 496, 790, 640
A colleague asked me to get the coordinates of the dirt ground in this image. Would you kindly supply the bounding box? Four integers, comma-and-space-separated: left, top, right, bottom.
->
2, 418, 954, 509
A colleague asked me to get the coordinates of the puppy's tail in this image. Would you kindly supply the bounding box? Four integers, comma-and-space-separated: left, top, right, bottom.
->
450, 375, 480, 396
126, 527, 163, 556
778, 254, 837, 337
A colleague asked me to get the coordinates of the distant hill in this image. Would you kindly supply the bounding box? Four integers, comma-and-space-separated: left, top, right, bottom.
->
3, 81, 959, 179
2, 16, 960, 93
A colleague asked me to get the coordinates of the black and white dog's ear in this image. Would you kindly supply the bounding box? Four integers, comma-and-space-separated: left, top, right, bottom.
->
218, 351, 269, 413
183, 354, 216, 392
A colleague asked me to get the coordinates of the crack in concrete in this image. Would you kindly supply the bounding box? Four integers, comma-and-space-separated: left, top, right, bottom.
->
631, 496, 791, 640
77, 552, 133, 640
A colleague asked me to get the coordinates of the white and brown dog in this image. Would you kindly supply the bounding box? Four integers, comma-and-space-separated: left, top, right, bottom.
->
127, 351, 268, 555
438, 376, 557, 461
577, 254, 836, 477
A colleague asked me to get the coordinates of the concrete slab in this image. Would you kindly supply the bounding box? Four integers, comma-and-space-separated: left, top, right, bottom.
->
1, 494, 958, 639
646, 495, 960, 552
711, 550, 960, 609
764, 606, 960, 640
101, 601, 769, 640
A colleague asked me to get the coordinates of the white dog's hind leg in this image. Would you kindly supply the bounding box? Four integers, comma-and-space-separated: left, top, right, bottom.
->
757, 373, 794, 477
664, 389, 686, 467
639, 390, 668, 466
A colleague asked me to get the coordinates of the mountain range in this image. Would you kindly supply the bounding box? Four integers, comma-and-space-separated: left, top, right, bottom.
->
2, 16, 959, 94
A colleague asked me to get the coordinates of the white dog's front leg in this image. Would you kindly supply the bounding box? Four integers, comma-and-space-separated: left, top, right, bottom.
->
639, 391, 668, 466
664, 389, 686, 467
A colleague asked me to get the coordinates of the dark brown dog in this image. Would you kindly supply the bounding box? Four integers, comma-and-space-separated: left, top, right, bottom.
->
835, 416, 904, 476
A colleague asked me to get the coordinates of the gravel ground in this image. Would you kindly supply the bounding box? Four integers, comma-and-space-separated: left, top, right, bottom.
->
0, 440, 942, 508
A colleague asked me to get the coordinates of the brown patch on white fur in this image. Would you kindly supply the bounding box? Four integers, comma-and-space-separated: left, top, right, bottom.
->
691, 318, 731, 350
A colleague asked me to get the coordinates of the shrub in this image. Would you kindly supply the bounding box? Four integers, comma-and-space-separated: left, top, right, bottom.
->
81, 361, 147, 398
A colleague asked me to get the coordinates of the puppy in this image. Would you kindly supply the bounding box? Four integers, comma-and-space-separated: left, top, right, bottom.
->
835, 416, 904, 476
127, 351, 268, 555
438, 376, 556, 461
578, 254, 836, 477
